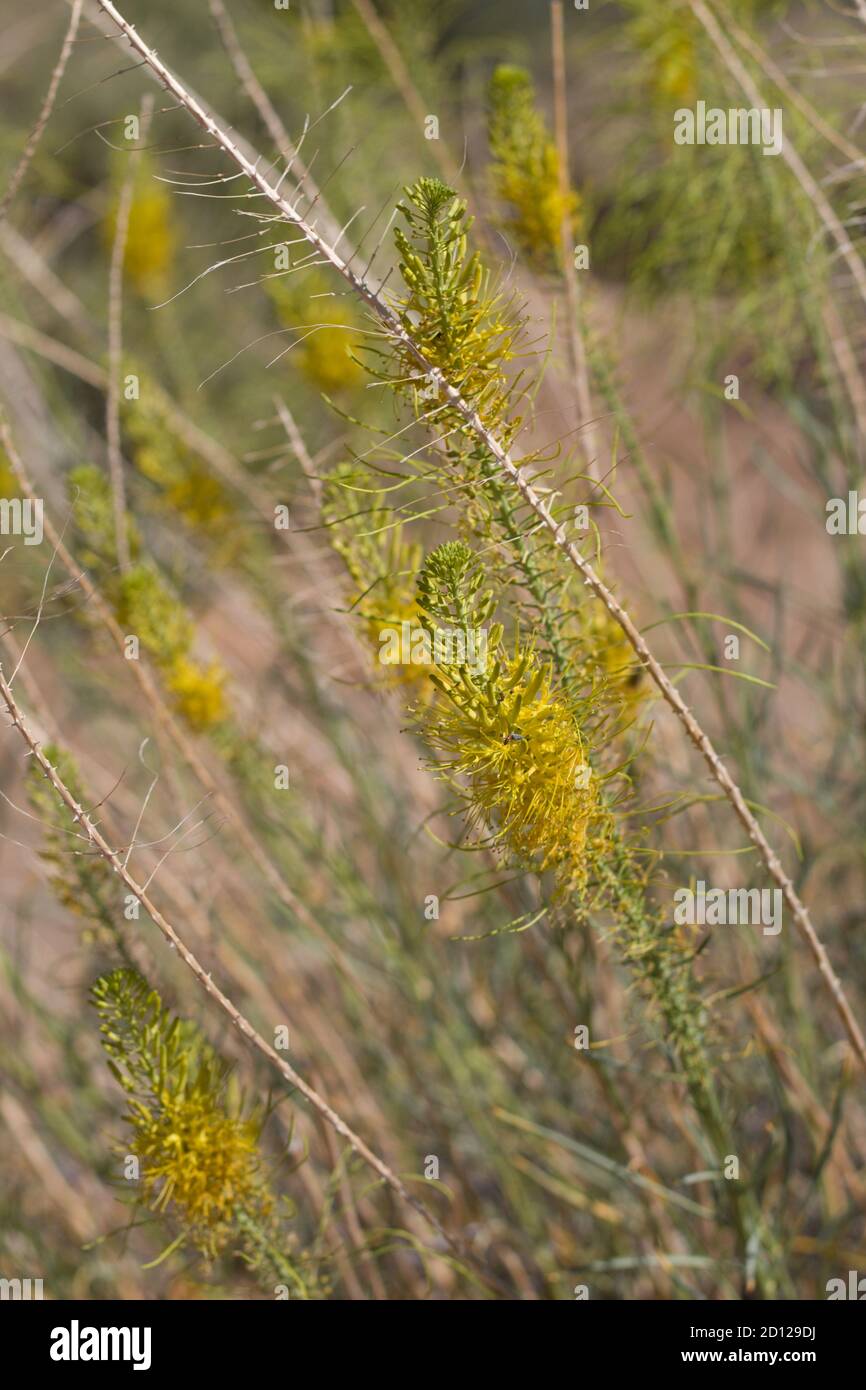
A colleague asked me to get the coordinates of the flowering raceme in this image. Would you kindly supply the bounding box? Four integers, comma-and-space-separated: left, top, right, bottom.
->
92, 969, 273, 1261
67, 468, 228, 731
267, 268, 364, 394
122, 395, 236, 550
412, 543, 611, 895
577, 596, 645, 718
102, 159, 176, 295
487, 65, 581, 271
422, 647, 604, 890
382, 177, 524, 439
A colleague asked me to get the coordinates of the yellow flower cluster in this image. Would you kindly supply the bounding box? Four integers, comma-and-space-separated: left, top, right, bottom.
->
267, 268, 363, 394
487, 66, 581, 271
409, 543, 614, 895
92, 969, 273, 1261
132, 1082, 269, 1259
578, 598, 645, 719
103, 162, 176, 295
68, 467, 227, 731
627, 4, 698, 106
122, 396, 236, 552
165, 654, 228, 729
420, 641, 608, 894
117, 566, 227, 730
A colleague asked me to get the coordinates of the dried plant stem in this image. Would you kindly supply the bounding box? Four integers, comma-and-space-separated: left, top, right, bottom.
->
550, 0, 598, 474
0, 310, 106, 388
0, 0, 83, 222
821, 298, 866, 443
1, 422, 353, 984
0, 223, 92, 331
106, 93, 152, 572
0, 1092, 95, 1243
93, 0, 866, 1074
0, 664, 477, 1277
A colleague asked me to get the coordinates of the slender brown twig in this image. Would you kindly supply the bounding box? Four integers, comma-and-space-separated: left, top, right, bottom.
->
0, 0, 83, 222
106, 93, 152, 572
550, 0, 598, 474
348, 0, 465, 193
206, 0, 348, 257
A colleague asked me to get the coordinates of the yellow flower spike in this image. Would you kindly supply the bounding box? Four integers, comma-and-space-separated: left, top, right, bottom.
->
92, 970, 274, 1262
487, 66, 581, 272
579, 594, 646, 719
266, 267, 364, 394
624, 1, 700, 108
384, 178, 526, 441
412, 543, 612, 895
103, 162, 176, 296
165, 655, 228, 731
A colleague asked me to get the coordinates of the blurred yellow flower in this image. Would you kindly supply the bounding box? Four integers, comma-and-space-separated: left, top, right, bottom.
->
267, 270, 363, 393
165, 655, 227, 730
487, 66, 581, 271
103, 166, 175, 295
